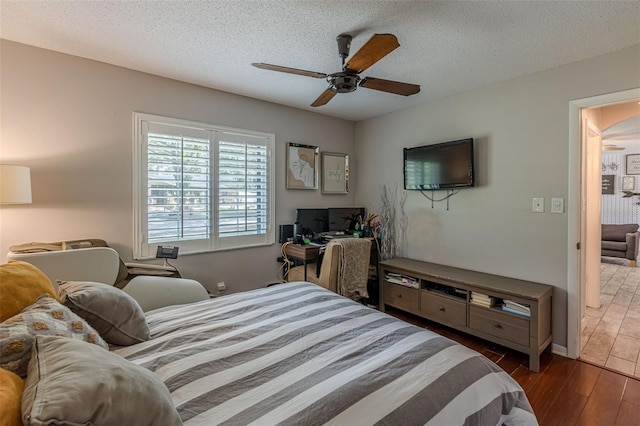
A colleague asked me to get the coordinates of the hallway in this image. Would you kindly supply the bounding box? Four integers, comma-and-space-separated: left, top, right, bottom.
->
581, 259, 640, 378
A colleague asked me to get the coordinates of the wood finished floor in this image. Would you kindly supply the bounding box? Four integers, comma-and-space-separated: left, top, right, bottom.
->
386, 307, 640, 425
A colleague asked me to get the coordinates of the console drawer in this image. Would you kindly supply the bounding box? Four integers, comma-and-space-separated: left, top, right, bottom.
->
384, 282, 419, 314
420, 292, 466, 328
469, 305, 530, 347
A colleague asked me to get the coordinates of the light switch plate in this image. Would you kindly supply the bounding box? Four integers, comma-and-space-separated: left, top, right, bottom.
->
532, 198, 545, 213
551, 197, 564, 213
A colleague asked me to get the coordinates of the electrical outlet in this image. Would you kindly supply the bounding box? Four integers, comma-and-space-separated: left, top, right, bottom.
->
216, 282, 226, 293
551, 197, 564, 213
532, 198, 545, 213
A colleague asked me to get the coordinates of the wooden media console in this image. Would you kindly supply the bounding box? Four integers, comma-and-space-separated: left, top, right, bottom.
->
379, 257, 553, 372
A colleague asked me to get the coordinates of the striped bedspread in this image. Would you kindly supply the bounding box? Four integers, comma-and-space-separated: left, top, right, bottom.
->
115, 282, 537, 425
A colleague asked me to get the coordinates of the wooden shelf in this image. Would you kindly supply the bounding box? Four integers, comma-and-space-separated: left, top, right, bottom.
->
379, 257, 553, 372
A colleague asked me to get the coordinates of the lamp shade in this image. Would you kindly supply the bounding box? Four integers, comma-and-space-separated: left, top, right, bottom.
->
0, 165, 32, 204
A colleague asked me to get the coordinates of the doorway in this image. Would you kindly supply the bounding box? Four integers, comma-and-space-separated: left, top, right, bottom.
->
567, 88, 640, 377
582, 119, 602, 311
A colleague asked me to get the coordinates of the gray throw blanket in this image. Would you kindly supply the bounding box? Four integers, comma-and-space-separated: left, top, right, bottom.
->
334, 238, 371, 300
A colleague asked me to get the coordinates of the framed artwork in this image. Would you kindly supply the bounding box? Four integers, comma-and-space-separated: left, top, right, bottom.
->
626, 154, 640, 175
321, 152, 349, 194
286, 143, 318, 189
622, 176, 636, 191
601, 175, 615, 194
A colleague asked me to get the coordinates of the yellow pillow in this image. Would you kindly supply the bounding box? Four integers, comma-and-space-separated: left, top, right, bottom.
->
0, 367, 24, 426
0, 261, 59, 322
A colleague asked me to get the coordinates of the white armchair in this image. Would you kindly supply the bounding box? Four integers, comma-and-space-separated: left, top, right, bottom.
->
7, 247, 209, 311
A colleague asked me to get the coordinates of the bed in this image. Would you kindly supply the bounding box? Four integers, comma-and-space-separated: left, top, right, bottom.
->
2, 259, 535, 425
114, 281, 537, 425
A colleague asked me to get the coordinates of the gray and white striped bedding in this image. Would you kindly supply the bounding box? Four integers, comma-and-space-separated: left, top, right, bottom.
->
115, 282, 537, 425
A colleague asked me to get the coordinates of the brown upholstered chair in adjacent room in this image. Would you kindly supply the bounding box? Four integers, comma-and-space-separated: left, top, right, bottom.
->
287, 238, 372, 301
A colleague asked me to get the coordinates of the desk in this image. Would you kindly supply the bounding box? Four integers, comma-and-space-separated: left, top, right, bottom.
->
284, 244, 321, 281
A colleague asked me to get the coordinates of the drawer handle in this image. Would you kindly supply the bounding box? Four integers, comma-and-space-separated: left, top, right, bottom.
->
493, 323, 503, 329
439, 306, 445, 312
397, 294, 402, 298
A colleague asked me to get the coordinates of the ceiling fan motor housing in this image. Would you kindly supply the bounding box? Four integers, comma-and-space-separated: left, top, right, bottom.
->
329, 72, 360, 93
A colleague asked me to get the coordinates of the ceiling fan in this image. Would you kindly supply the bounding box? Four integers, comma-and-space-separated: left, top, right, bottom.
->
252, 33, 420, 107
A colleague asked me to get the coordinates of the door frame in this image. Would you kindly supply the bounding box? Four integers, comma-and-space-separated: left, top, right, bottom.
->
583, 119, 602, 310
567, 88, 640, 359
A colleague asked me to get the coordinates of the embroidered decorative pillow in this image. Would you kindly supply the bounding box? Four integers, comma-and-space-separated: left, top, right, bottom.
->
0, 295, 108, 377
22, 335, 183, 426
58, 281, 150, 346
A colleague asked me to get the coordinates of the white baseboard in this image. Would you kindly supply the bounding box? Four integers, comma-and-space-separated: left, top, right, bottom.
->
552, 343, 569, 357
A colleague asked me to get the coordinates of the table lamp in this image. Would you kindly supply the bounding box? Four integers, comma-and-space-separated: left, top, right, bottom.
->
0, 165, 32, 204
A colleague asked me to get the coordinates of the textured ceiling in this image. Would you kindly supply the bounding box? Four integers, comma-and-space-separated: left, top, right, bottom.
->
1, 1, 639, 122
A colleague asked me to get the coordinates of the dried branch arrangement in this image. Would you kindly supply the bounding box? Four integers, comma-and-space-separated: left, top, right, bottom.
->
379, 184, 397, 260
379, 183, 409, 260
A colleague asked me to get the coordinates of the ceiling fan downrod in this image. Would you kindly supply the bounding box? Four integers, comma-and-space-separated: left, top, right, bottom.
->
336, 33, 352, 68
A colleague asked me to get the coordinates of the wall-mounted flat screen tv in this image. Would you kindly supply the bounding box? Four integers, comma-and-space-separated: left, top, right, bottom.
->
403, 138, 475, 190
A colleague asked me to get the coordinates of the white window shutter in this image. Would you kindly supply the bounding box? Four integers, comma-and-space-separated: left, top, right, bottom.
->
133, 113, 274, 259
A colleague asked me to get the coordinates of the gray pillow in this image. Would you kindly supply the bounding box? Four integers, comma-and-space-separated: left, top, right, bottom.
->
0, 295, 108, 378
58, 281, 150, 346
22, 335, 183, 426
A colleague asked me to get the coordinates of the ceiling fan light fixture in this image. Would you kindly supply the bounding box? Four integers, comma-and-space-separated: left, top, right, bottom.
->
328, 73, 360, 93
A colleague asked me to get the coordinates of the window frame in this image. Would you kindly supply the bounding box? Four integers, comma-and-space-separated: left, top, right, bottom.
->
133, 112, 275, 260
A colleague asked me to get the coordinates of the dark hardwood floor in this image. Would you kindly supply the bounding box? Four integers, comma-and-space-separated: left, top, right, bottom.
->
385, 307, 640, 425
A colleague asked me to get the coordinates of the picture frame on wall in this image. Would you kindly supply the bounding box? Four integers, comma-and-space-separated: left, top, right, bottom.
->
286, 142, 318, 189
622, 176, 636, 191
626, 154, 640, 175
321, 152, 349, 194
602, 175, 615, 194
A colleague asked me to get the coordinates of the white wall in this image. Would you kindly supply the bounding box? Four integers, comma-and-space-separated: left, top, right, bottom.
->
354, 45, 640, 347
3, 38, 639, 348
602, 149, 640, 225
0, 40, 356, 294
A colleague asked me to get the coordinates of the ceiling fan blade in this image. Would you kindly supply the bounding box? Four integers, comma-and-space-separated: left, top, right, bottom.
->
311, 89, 337, 107
344, 34, 400, 74
360, 77, 420, 96
252, 63, 327, 78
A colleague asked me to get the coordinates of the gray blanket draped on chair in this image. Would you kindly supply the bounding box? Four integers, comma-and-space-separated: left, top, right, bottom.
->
334, 238, 371, 301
